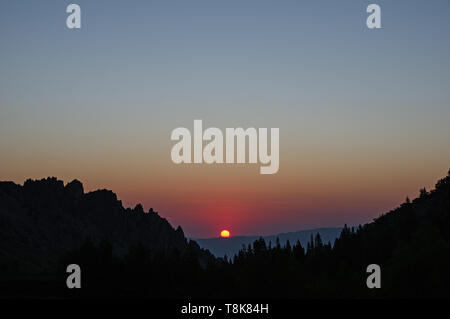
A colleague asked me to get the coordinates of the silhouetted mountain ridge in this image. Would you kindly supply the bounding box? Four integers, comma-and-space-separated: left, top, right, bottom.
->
0, 177, 213, 277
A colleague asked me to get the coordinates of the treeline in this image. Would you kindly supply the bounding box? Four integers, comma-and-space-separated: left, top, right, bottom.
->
3, 170, 450, 298
224, 170, 450, 298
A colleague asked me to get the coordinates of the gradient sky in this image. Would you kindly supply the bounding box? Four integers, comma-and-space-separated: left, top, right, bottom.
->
1, 0, 450, 237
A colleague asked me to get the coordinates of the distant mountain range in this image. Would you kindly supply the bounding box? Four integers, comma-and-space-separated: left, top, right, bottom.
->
194, 227, 342, 258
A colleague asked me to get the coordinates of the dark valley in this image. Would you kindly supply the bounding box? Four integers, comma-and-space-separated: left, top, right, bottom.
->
1, 170, 450, 298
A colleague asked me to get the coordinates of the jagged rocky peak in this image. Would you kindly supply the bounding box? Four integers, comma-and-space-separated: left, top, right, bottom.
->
0, 181, 21, 199
65, 179, 84, 199
22, 177, 65, 209
176, 225, 185, 237
133, 203, 144, 213
23, 177, 64, 195
84, 188, 118, 203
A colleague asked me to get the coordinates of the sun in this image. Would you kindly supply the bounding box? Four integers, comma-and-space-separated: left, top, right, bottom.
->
220, 230, 230, 238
